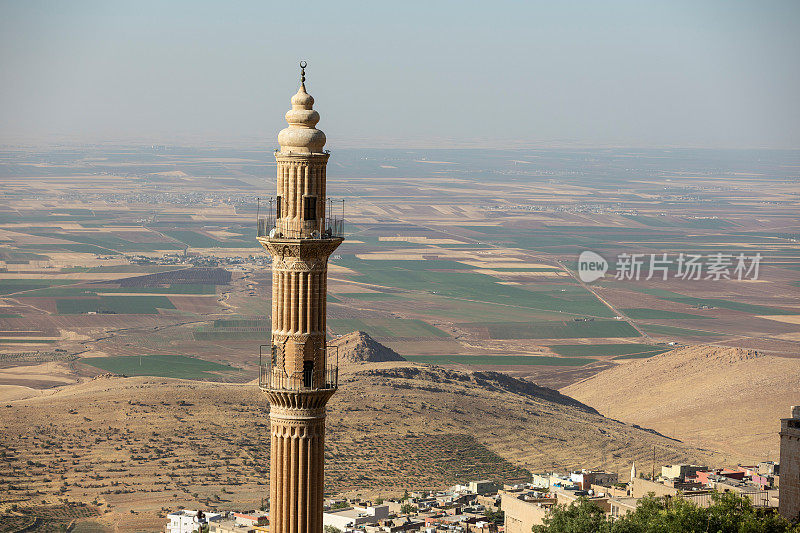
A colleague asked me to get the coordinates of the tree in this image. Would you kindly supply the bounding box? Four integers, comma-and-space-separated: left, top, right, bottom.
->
533, 498, 608, 533
484, 509, 505, 524
324, 526, 342, 533
533, 493, 800, 533
400, 503, 417, 515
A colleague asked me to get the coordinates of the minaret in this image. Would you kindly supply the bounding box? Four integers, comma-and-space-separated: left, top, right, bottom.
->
257, 62, 343, 533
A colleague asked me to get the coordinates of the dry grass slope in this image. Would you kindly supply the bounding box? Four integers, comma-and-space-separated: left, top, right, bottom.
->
0, 360, 715, 531
562, 346, 800, 463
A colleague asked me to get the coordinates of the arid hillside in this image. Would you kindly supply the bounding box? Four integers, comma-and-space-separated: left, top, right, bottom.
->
0, 360, 712, 532
329, 331, 407, 363
562, 346, 800, 463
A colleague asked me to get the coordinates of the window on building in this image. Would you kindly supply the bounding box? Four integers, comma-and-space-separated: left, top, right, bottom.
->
303, 360, 314, 388
304, 196, 317, 221
276, 196, 282, 218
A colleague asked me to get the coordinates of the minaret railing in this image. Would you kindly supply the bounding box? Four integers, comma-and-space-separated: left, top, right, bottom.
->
258, 344, 339, 391
256, 197, 344, 239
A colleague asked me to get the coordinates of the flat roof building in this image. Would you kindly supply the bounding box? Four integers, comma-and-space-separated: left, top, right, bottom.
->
661, 464, 708, 482
323, 504, 389, 530
166, 510, 221, 533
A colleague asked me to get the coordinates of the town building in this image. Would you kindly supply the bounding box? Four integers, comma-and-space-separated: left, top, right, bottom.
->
500, 490, 555, 533
502, 458, 782, 532
779, 405, 800, 521
257, 62, 344, 533
530, 473, 576, 490
569, 470, 618, 490
661, 464, 708, 482
323, 504, 390, 530
233, 512, 269, 528
166, 510, 221, 533
468, 480, 499, 495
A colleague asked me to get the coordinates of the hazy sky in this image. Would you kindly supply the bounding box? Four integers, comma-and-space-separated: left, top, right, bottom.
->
1, 0, 798, 149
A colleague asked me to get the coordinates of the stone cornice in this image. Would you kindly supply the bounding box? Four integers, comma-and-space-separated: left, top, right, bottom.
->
257, 237, 343, 263
275, 152, 330, 162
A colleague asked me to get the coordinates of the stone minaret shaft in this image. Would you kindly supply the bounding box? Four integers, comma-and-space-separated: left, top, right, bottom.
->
258, 64, 342, 533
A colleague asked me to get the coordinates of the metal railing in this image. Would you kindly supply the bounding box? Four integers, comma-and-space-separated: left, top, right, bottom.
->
256, 219, 344, 240
681, 490, 772, 508
255, 197, 345, 240
258, 344, 338, 391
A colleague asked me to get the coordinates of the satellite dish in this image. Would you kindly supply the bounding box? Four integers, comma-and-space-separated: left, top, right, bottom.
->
269, 228, 277, 238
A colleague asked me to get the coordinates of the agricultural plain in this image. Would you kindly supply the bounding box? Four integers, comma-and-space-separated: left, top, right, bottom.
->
0, 146, 798, 529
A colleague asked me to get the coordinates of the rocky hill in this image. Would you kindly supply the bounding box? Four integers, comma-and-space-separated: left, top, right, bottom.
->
330, 331, 406, 363
562, 346, 800, 462
0, 360, 714, 531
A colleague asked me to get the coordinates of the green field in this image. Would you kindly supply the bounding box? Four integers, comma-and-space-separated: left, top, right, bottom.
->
24, 230, 184, 253
0, 278, 76, 295
640, 324, 725, 337
622, 308, 712, 320
403, 354, 596, 366
483, 319, 641, 339
328, 318, 450, 338
193, 330, 267, 340
213, 318, 268, 328
25, 282, 215, 297
163, 230, 254, 248
548, 343, 670, 357
621, 214, 675, 227
0, 339, 57, 344
95, 284, 217, 294
60, 264, 187, 273
81, 354, 240, 380
22, 287, 98, 297
334, 256, 614, 317
55, 296, 176, 314
630, 287, 793, 315
614, 351, 669, 360
334, 292, 402, 300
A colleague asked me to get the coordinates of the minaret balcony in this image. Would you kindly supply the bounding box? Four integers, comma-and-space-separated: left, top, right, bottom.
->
256, 217, 344, 241
256, 197, 345, 241
258, 344, 339, 392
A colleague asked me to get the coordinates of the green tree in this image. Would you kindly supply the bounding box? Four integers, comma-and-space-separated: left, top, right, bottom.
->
324, 526, 342, 533
484, 509, 505, 524
400, 503, 417, 515
533, 492, 800, 533
533, 498, 609, 533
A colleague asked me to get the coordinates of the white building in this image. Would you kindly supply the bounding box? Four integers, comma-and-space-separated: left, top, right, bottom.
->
166, 510, 222, 533
323, 504, 389, 530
